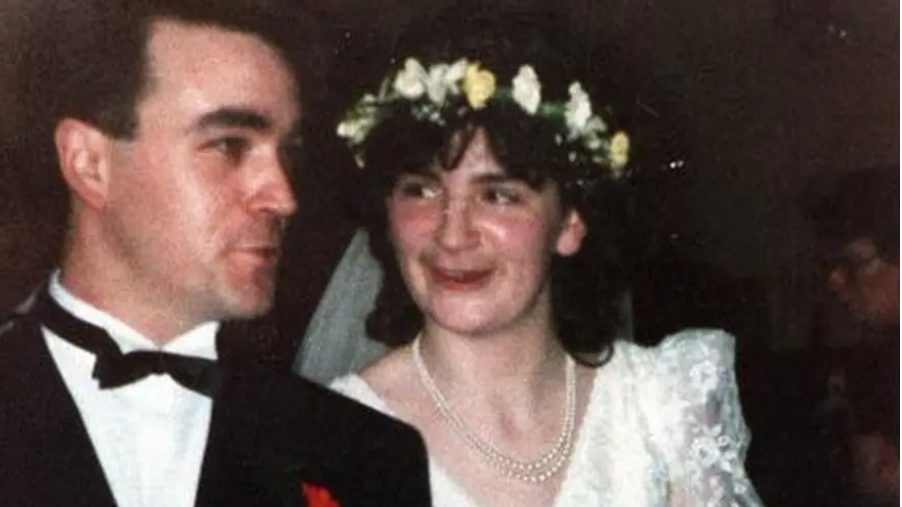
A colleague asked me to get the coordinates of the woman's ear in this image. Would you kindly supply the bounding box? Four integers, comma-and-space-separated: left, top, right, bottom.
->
54, 118, 113, 210
555, 210, 587, 257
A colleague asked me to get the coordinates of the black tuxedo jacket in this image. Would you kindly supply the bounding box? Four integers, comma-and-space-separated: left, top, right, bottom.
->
0, 310, 432, 507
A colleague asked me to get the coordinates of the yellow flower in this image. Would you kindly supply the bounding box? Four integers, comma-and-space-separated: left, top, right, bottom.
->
462, 63, 496, 110
609, 131, 630, 173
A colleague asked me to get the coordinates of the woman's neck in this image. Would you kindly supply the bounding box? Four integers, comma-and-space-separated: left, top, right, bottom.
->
417, 323, 570, 414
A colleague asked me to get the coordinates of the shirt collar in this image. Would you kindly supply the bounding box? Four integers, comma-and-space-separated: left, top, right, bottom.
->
48, 271, 219, 360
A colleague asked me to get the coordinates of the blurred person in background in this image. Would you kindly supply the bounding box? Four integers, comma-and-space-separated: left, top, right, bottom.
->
808, 164, 899, 507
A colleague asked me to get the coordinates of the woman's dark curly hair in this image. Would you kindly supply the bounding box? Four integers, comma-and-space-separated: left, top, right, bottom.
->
353, 5, 632, 365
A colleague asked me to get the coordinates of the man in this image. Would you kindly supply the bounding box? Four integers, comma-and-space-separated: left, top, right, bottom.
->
0, 1, 431, 506
813, 167, 899, 331
809, 164, 899, 506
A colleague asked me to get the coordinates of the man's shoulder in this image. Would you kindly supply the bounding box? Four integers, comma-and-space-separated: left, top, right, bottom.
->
0, 309, 30, 338
217, 366, 431, 506
0, 318, 21, 344
223, 364, 424, 448
0, 313, 42, 374
0, 285, 43, 354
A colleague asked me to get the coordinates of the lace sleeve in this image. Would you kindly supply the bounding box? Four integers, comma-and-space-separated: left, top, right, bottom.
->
646, 329, 765, 507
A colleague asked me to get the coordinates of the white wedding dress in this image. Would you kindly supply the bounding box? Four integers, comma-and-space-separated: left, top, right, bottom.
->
331, 329, 765, 507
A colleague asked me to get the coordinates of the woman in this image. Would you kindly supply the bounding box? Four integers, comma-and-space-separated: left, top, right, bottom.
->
331, 7, 764, 506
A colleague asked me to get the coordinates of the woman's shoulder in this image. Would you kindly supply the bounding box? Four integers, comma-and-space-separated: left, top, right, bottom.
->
614, 328, 736, 370
611, 328, 739, 405
330, 346, 415, 417
330, 374, 392, 413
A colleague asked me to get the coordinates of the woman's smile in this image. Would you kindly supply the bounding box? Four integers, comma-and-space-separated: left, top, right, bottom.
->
426, 263, 495, 291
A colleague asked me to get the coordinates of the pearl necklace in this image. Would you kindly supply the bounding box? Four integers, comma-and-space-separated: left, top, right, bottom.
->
412, 335, 577, 484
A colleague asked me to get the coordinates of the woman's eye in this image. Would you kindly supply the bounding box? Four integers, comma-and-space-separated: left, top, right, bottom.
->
482, 186, 521, 205
395, 179, 440, 199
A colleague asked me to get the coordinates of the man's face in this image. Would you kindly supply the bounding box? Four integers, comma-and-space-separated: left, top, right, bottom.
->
102, 19, 300, 324
825, 237, 900, 327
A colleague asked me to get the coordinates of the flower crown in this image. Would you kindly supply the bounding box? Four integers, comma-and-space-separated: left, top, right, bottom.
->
337, 58, 630, 178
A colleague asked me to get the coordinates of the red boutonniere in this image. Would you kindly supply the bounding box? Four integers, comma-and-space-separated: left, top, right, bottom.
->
301, 481, 340, 507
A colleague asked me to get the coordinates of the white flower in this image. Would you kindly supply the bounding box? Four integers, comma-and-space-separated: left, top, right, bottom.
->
512, 65, 541, 115
393, 58, 428, 99
445, 58, 468, 92
336, 94, 380, 145
425, 59, 467, 104
565, 82, 592, 138
425, 65, 449, 103
411, 102, 433, 121
581, 116, 608, 151
352, 153, 366, 168
336, 116, 373, 146
336, 119, 355, 140
585, 116, 607, 135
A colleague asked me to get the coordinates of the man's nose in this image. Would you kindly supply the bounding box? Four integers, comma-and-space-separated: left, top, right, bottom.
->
252, 153, 298, 218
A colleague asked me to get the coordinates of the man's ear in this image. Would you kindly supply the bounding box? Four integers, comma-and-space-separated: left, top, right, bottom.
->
54, 118, 113, 210
555, 210, 587, 257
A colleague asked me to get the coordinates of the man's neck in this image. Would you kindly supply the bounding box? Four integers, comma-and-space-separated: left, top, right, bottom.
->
57, 267, 212, 346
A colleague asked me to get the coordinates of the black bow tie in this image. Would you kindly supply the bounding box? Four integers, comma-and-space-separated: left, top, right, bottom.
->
34, 292, 223, 397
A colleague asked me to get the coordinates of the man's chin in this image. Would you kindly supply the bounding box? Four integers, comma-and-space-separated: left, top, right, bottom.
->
221, 284, 276, 320
233, 300, 274, 320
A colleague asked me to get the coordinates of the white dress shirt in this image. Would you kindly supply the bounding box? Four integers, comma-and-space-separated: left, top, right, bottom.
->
43, 273, 219, 507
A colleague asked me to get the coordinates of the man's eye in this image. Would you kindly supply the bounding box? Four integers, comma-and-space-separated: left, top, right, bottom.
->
205, 136, 250, 163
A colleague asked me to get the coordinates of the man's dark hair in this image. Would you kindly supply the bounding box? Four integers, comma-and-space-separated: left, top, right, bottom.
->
808, 164, 900, 264
22, 0, 328, 139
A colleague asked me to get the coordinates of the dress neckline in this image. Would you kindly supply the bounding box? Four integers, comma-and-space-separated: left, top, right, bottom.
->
339, 360, 611, 507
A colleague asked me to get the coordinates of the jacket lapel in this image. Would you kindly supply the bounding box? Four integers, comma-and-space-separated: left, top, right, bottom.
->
196, 357, 431, 507
194, 370, 310, 507
0, 314, 118, 507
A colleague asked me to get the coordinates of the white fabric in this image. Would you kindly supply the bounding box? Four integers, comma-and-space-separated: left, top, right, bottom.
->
331, 329, 764, 507
293, 230, 388, 384
44, 272, 218, 507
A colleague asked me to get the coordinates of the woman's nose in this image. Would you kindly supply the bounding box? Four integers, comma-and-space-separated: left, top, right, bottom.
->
434, 198, 479, 251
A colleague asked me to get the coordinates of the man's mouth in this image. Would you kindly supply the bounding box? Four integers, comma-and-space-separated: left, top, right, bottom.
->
237, 245, 281, 267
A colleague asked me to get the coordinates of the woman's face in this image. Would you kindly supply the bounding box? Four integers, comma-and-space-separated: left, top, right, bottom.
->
387, 128, 586, 336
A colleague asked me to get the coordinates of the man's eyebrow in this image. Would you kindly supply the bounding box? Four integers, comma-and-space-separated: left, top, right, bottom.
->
192, 107, 273, 133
